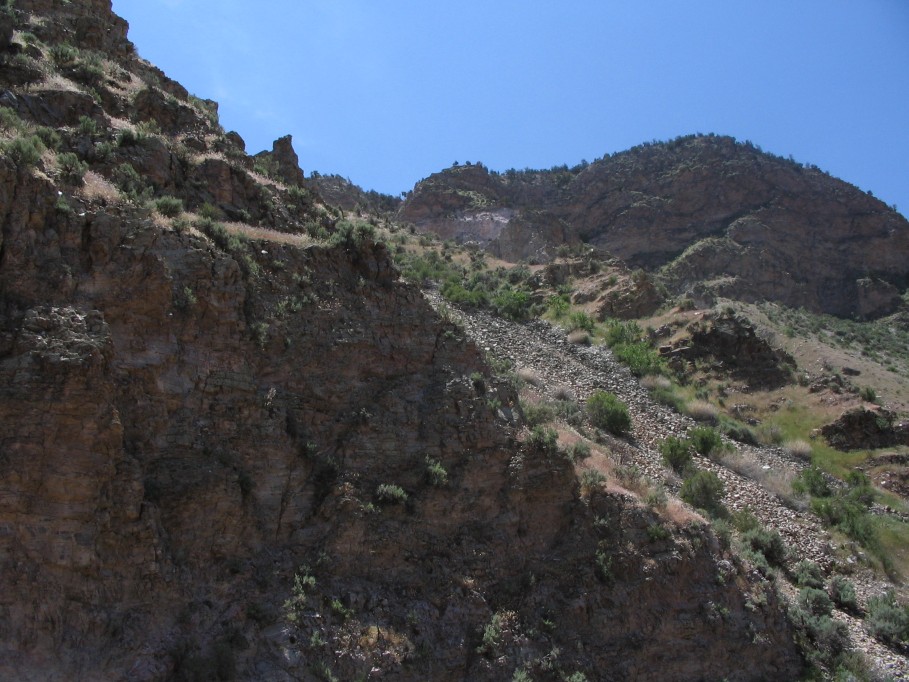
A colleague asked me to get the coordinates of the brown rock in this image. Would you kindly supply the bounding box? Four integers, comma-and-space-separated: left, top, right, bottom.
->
682, 311, 796, 388
821, 407, 909, 451
253, 134, 306, 186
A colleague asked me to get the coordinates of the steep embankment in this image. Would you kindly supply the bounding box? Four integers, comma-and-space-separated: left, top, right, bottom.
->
427, 291, 909, 680
399, 137, 909, 319
0, 1, 804, 680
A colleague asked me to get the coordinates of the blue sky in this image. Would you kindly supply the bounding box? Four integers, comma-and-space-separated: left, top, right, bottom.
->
112, 1, 908, 212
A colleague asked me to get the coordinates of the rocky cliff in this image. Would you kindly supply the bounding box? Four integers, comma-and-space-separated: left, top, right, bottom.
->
0, 2, 804, 680
399, 137, 909, 319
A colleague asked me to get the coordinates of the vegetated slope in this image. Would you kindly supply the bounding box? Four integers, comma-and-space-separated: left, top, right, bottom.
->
0, 2, 803, 681
399, 136, 909, 319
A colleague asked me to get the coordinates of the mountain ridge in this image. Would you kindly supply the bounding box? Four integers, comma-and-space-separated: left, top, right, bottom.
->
398, 134, 909, 319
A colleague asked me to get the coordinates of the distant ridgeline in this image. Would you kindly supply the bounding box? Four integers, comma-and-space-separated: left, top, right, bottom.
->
399, 133, 909, 319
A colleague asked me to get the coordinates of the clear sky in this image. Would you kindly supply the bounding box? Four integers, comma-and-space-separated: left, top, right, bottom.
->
112, 1, 909, 212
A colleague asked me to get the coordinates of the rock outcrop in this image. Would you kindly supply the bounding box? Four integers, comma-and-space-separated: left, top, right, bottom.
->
679, 310, 797, 389
399, 137, 909, 319
821, 408, 909, 451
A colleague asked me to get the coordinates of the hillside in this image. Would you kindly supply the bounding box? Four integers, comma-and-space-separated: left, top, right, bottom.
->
399, 137, 909, 319
0, 2, 815, 681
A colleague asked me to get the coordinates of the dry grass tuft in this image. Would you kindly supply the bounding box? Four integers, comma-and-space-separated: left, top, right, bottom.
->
567, 330, 591, 345
718, 452, 801, 508
642, 375, 672, 391
222, 222, 315, 247
685, 399, 719, 423
517, 367, 542, 387
79, 171, 120, 203
784, 439, 813, 460
552, 384, 576, 402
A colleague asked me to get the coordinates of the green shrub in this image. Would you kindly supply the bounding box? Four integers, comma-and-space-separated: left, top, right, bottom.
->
721, 420, 758, 445
35, 126, 61, 150
647, 523, 670, 542
528, 425, 558, 456
112, 162, 151, 200
680, 470, 724, 516
491, 288, 532, 321
78, 115, 101, 138
2, 135, 45, 168
741, 526, 788, 567
57, 152, 87, 184
581, 469, 605, 491
688, 426, 725, 457
810, 492, 876, 548
0, 106, 23, 131
424, 456, 448, 487
523, 402, 555, 427
659, 436, 691, 474
798, 587, 833, 617
586, 390, 631, 435
612, 341, 666, 377
564, 673, 588, 682
789, 604, 849, 659
859, 386, 877, 403
731, 507, 761, 533
117, 127, 145, 147
330, 219, 375, 249
547, 294, 570, 319
866, 592, 909, 646
792, 466, 831, 498
644, 484, 668, 509
603, 320, 644, 347
794, 560, 824, 589
828, 575, 858, 612
568, 310, 595, 333
648, 382, 686, 412
567, 440, 591, 462
375, 483, 407, 505
155, 196, 184, 218
441, 281, 488, 307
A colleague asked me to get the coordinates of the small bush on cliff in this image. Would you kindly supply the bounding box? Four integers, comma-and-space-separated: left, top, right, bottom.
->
113, 162, 152, 201
828, 575, 858, 612
613, 341, 666, 377
491, 287, 532, 321
330, 220, 375, 249
528, 425, 559, 456
741, 526, 788, 567
375, 483, 407, 505
792, 465, 831, 498
523, 401, 555, 427
794, 560, 825, 589
35, 127, 61, 151
2, 134, 44, 168
586, 390, 631, 435
688, 426, 726, 458
78, 115, 101, 139
866, 591, 909, 646
424, 456, 448, 487
659, 436, 692, 474
57, 152, 87, 184
567, 440, 591, 462
155, 196, 184, 218
0, 106, 23, 131
680, 469, 724, 516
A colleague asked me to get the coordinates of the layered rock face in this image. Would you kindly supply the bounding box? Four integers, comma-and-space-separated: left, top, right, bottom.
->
0, 2, 803, 680
399, 137, 909, 319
